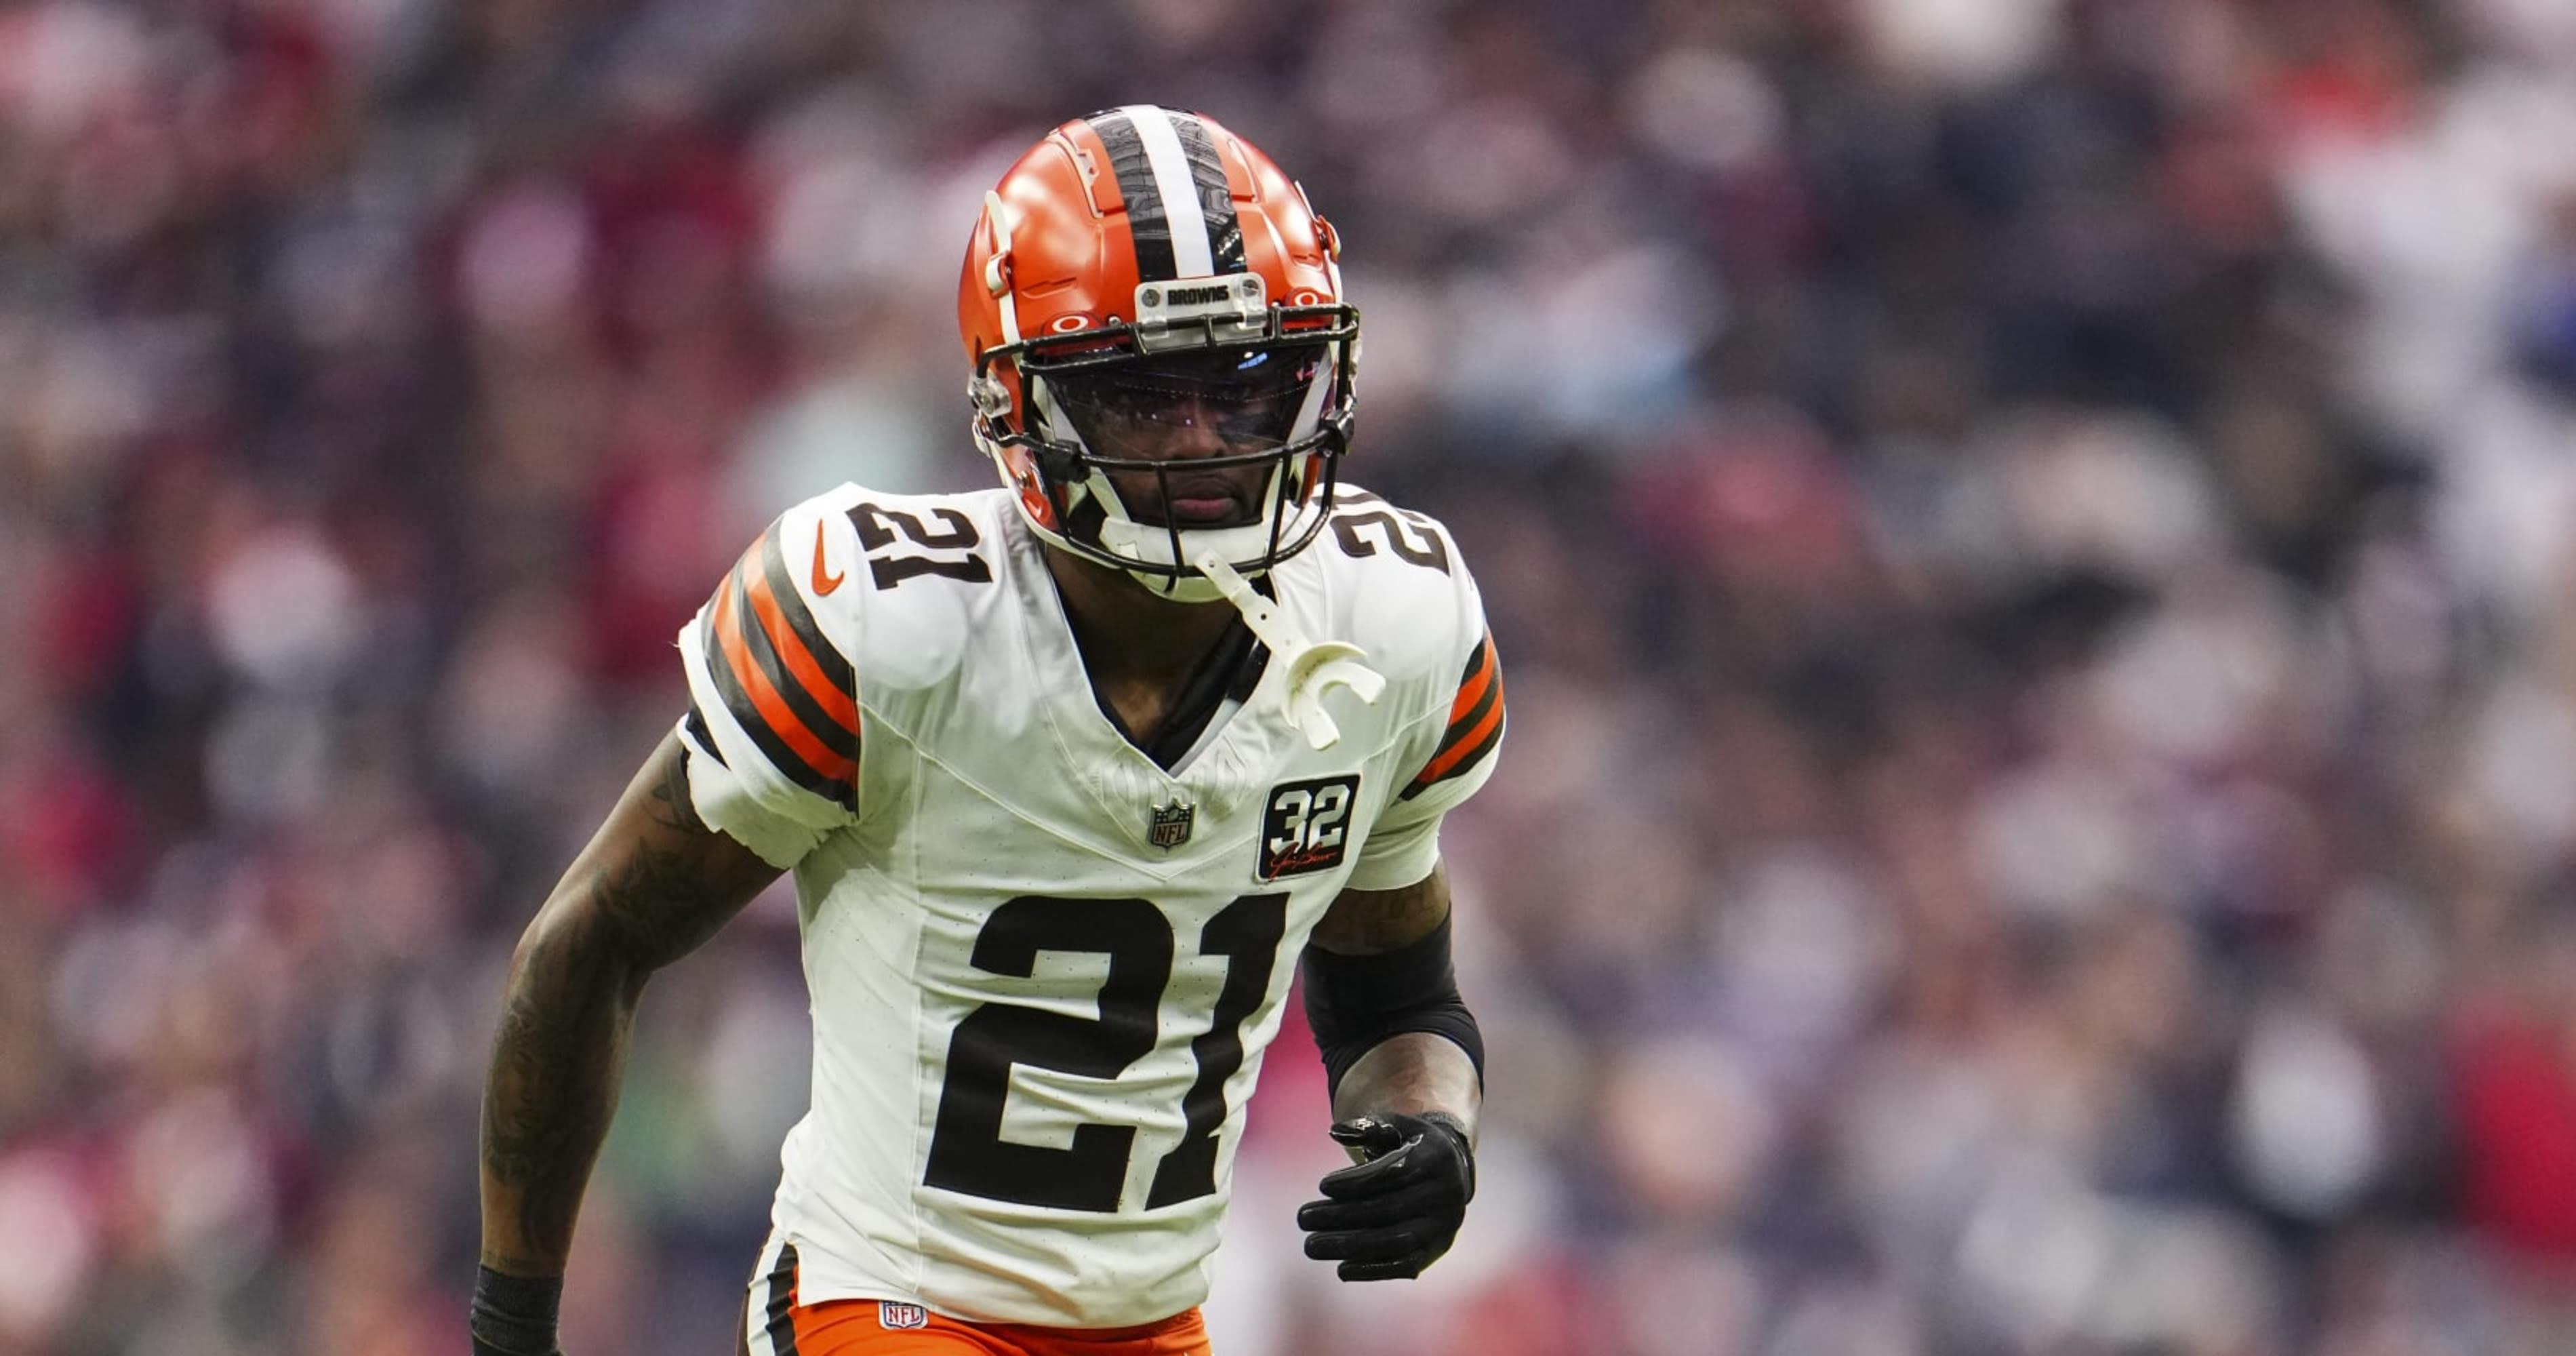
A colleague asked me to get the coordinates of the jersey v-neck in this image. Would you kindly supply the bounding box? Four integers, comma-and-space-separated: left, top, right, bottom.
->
1078, 590, 1272, 772
1035, 549, 1277, 773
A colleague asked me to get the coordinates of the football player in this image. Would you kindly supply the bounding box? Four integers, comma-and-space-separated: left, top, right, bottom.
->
472, 106, 1503, 1356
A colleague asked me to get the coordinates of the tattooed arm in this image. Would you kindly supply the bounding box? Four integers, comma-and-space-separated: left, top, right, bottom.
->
1306, 865, 1483, 1135
478, 732, 783, 1279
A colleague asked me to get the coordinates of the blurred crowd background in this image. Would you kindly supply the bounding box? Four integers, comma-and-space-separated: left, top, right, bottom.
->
8, 0, 2576, 1352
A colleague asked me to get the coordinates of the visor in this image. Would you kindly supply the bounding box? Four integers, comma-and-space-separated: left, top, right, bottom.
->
1047, 342, 1328, 457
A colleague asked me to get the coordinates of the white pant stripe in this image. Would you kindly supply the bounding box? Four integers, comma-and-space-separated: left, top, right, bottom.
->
744, 1230, 792, 1356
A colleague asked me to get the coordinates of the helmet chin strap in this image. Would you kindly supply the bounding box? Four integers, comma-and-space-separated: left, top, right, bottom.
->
1194, 552, 1384, 751
1097, 515, 1268, 603
1088, 458, 1306, 603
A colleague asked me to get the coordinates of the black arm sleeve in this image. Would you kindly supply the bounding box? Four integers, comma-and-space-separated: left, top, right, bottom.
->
1300, 913, 1485, 1098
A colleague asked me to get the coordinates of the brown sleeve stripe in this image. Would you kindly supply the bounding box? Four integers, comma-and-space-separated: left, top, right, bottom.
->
1447, 635, 1499, 729
709, 575, 856, 796
1402, 633, 1504, 800
728, 563, 859, 760
701, 533, 857, 805
746, 533, 860, 739
756, 525, 856, 702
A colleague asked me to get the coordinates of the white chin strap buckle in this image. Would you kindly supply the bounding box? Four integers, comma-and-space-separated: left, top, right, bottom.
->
1194, 553, 1385, 751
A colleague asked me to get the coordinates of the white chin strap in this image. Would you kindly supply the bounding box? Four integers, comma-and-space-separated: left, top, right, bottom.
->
1194, 552, 1384, 751
1097, 517, 1279, 602
1035, 381, 1314, 604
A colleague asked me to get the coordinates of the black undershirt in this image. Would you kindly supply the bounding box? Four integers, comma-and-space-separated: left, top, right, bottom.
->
1075, 586, 1272, 770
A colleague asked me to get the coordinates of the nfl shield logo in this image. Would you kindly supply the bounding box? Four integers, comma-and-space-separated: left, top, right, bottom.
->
879, 1302, 929, 1330
1148, 798, 1196, 849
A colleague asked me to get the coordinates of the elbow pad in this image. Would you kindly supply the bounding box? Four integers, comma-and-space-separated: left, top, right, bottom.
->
1301, 914, 1485, 1098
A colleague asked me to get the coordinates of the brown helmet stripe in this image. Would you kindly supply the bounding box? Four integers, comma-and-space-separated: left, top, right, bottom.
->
1085, 106, 1243, 281
1087, 108, 1178, 281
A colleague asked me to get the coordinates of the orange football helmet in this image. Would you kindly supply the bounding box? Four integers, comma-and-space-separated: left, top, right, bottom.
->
959, 106, 1360, 599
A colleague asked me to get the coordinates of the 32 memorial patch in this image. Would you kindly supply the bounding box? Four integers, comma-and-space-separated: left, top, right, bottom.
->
1258, 775, 1359, 880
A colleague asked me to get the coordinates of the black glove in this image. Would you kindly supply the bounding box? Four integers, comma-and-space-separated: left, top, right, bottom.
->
1295, 1111, 1476, 1281
469, 1266, 563, 1356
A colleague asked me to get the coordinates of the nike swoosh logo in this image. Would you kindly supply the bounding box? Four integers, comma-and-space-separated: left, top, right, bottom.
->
811, 522, 845, 595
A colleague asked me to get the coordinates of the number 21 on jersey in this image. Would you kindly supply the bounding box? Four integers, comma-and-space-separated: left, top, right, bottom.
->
923, 894, 1286, 1212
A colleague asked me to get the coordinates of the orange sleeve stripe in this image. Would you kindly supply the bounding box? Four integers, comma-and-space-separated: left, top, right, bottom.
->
1409, 634, 1504, 789
742, 556, 859, 737
713, 578, 857, 784
1447, 641, 1497, 726
1416, 683, 1504, 783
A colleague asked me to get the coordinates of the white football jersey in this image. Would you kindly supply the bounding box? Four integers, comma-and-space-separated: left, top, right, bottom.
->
672, 483, 1504, 1328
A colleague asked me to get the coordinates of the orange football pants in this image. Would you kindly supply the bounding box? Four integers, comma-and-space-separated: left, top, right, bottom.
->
738, 1239, 1211, 1356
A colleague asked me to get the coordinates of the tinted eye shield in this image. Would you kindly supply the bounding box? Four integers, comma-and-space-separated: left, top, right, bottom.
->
973, 305, 1359, 479
1051, 362, 1315, 453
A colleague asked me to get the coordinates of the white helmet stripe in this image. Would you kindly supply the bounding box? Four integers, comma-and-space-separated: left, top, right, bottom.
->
1119, 104, 1216, 279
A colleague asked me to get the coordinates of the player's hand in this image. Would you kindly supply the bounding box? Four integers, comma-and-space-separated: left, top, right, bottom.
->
1295, 1111, 1475, 1281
